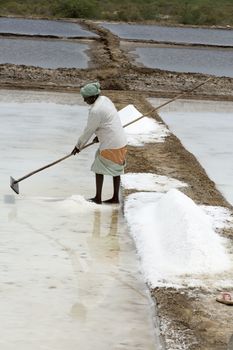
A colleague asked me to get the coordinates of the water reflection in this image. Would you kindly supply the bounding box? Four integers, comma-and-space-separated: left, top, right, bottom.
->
70, 208, 120, 323
90, 209, 119, 256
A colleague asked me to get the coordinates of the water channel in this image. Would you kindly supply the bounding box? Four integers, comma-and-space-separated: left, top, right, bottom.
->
0, 90, 159, 350
103, 21, 233, 77
149, 98, 233, 206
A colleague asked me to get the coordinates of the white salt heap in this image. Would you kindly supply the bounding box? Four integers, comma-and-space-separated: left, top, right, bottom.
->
125, 189, 230, 287
60, 195, 99, 212
118, 104, 169, 146
121, 172, 187, 192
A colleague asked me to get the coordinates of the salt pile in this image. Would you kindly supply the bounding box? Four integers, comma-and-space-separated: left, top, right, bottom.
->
125, 189, 230, 287
59, 195, 116, 213
59, 195, 100, 212
121, 172, 187, 192
118, 104, 169, 146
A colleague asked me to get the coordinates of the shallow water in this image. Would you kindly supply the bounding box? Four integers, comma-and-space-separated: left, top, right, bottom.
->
149, 98, 233, 206
125, 44, 233, 77
0, 17, 98, 37
0, 38, 90, 68
0, 90, 158, 350
101, 22, 233, 46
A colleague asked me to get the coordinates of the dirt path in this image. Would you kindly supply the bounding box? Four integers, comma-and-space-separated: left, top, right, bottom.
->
1, 18, 233, 349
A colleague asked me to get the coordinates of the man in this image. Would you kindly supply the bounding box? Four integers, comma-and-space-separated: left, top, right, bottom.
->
72, 82, 127, 204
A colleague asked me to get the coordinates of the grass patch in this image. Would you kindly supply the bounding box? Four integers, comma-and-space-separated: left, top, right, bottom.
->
0, 0, 233, 26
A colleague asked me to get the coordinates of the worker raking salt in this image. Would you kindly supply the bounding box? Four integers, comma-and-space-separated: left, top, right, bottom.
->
71, 82, 127, 204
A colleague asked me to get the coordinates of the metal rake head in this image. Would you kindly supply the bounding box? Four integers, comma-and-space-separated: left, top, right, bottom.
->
10, 177, 19, 194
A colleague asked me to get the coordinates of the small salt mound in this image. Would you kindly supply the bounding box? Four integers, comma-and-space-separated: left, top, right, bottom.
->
58, 195, 115, 213
118, 104, 169, 146
59, 195, 99, 212
121, 173, 187, 192
125, 189, 230, 287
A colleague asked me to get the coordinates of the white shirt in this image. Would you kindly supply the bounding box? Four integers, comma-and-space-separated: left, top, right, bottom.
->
77, 96, 127, 151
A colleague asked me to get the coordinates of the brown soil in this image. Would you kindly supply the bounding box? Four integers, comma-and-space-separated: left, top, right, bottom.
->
2, 18, 233, 350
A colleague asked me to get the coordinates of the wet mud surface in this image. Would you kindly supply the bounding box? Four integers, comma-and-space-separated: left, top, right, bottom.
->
1, 17, 233, 350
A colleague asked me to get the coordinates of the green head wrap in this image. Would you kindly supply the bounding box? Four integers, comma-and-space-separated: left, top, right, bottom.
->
80, 82, 101, 98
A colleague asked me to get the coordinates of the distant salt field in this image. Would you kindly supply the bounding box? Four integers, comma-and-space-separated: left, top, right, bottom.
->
101, 22, 233, 46
149, 98, 233, 206
0, 38, 90, 68
0, 17, 98, 37
122, 43, 233, 77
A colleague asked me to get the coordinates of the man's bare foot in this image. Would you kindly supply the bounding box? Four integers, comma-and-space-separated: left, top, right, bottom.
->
87, 197, 102, 204
103, 198, 119, 204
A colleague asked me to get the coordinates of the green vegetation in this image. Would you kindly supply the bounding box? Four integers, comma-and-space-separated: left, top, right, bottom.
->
0, 0, 233, 26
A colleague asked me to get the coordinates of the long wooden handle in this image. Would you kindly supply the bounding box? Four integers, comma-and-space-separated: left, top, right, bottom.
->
15, 139, 100, 184
16, 154, 73, 183
123, 77, 212, 128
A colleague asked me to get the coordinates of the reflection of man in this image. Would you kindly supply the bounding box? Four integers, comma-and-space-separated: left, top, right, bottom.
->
70, 208, 120, 324
89, 209, 120, 261
72, 82, 127, 204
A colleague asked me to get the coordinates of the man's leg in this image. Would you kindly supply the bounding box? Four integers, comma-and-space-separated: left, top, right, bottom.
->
104, 176, 120, 204
89, 173, 103, 204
